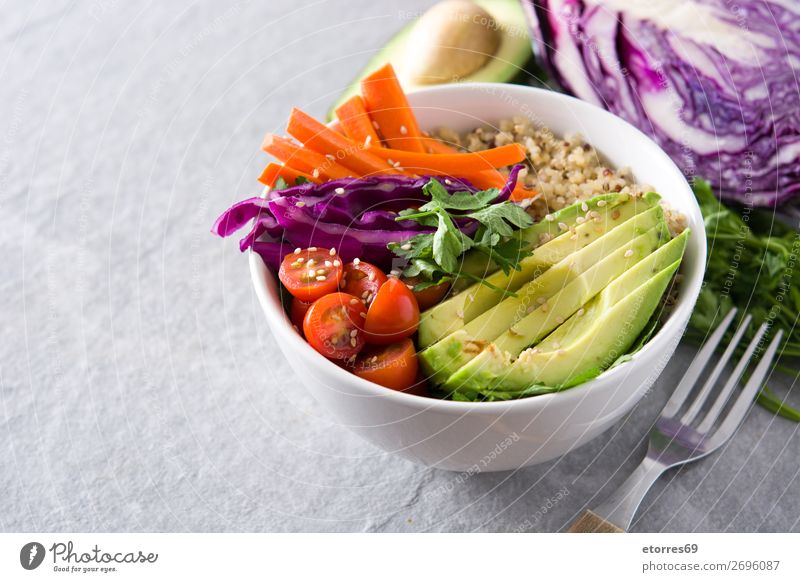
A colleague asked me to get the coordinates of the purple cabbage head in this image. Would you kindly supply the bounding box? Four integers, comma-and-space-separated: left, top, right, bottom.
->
523, 0, 800, 205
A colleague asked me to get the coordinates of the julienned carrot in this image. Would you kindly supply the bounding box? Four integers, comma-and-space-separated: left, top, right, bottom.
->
286, 108, 397, 176
420, 135, 457, 154
366, 142, 526, 174
262, 134, 352, 180
335, 95, 381, 145
360, 63, 426, 153
257, 163, 317, 187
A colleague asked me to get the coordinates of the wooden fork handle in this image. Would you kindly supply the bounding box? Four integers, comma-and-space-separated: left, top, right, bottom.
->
568, 510, 624, 533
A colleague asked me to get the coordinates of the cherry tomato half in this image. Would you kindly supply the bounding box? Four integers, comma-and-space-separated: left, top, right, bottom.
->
340, 261, 387, 305
353, 339, 418, 392
303, 292, 366, 360
290, 297, 313, 331
363, 277, 420, 344
401, 275, 450, 311
279, 247, 343, 302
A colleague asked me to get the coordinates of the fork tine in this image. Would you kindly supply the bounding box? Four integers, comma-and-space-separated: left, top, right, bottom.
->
681, 314, 752, 425
695, 322, 768, 433
703, 328, 783, 442
661, 307, 738, 418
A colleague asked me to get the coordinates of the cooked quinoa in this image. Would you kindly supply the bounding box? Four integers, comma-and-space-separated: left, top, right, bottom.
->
435, 116, 687, 236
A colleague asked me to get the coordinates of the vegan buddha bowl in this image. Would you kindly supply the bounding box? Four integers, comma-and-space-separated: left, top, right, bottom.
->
213, 71, 706, 470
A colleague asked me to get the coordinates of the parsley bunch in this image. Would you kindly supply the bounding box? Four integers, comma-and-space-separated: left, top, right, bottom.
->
389, 178, 533, 293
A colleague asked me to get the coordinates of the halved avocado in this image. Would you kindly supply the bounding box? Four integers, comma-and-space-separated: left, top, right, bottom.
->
327, 0, 534, 120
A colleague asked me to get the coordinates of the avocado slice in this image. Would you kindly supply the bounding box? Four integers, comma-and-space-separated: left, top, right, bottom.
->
419, 205, 666, 384
443, 225, 665, 392
448, 230, 689, 398
417, 193, 656, 347
327, 0, 533, 120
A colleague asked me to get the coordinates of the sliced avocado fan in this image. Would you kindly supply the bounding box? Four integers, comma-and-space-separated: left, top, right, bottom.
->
418, 192, 660, 348
448, 229, 690, 399
419, 203, 667, 384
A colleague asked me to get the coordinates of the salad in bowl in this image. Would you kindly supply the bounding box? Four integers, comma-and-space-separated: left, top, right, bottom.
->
212, 64, 705, 470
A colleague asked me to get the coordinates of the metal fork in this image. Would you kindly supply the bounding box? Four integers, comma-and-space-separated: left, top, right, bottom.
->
569, 308, 784, 532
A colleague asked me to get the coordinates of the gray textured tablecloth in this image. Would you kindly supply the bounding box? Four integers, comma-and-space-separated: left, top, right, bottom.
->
2, 0, 798, 533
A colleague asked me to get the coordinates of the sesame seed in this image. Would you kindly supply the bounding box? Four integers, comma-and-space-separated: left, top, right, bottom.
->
312, 169, 320, 178
296, 201, 305, 207
372, 120, 380, 130
555, 315, 564, 324
365, 293, 372, 303
368, 272, 375, 281
353, 258, 360, 265
389, 269, 401, 277
294, 247, 301, 254
333, 260, 341, 267
387, 158, 395, 166
624, 249, 634, 258
581, 202, 589, 212
558, 222, 568, 231
392, 161, 401, 168
296, 257, 305, 263
316, 269, 326, 275
307, 259, 316, 267
400, 243, 412, 251
406, 284, 414, 290
329, 248, 336, 255
308, 247, 317, 252
597, 200, 607, 207
350, 329, 358, 338
335, 187, 345, 195
541, 303, 548, 312
308, 269, 315, 278
444, 179, 452, 185
399, 125, 408, 135
325, 154, 336, 161
577, 308, 585, 316
576, 216, 585, 224
325, 260, 332, 267
371, 355, 378, 364
362, 291, 369, 299
315, 275, 327, 281
360, 312, 367, 318
350, 338, 357, 347
350, 298, 359, 305
536, 297, 546, 305
363, 135, 372, 148
545, 214, 555, 222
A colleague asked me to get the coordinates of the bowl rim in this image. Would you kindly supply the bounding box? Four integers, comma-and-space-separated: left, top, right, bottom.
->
250, 82, 707, 412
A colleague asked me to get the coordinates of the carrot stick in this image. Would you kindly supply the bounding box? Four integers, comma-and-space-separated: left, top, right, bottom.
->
366, 142, 526, 174
261, 134, 352, 180
257, 163, 317, 187
360, 63, 426, 152
421, 136, 458, 154
286, 107, 397, 177
335, 95, 381, 145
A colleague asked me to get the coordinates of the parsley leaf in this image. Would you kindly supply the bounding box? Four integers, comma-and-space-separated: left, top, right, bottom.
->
389, 177, 533, 294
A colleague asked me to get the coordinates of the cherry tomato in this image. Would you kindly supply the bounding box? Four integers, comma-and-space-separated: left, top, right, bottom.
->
290, 297, 313, 331
340, 261, 387, 305
353, 339, 418, 391
279, 247, 343, 302
363, 277, 420, 344
303, 292, 366, 360
401, 275, 450, 311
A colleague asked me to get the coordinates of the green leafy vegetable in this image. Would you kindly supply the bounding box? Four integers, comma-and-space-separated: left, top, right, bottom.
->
389, 178, 534, 294
689, 178, 800, 421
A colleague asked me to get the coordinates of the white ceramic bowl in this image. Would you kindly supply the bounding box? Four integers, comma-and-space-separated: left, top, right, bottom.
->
250, 83, 706, 472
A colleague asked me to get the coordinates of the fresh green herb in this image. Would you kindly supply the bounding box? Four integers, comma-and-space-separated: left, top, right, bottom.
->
389, 178, 533, 294
294, 176, 310, 185
273, 177, 289, 191
689, 178, 800, 421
